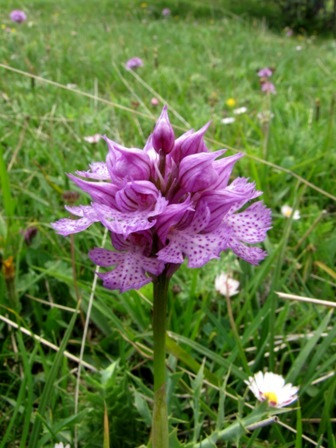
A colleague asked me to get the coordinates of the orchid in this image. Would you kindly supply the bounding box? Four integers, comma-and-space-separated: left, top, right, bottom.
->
10, 10, 27, 23
52, 106, 271, 448
52, 106, 271, 293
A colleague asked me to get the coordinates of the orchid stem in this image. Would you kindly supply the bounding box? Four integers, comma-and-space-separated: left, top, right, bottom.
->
152, 272, 170, 448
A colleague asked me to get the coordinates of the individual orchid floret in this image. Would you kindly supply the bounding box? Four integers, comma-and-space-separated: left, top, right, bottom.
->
177, 151, 224, 194
104, 137, 152, 181
215, 273, 239, 297
52, 105, 271, 292
170, 122, 210, 163
245, 371, 299, 408
152, 105, 175, 154
89, 232, 165, 292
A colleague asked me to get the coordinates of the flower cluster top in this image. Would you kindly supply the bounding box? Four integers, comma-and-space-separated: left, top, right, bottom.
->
52, 107, 271, 292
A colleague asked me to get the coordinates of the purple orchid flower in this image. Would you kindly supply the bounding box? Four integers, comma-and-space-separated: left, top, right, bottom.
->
261, 81, 276, 94
257, 67, 273, 78
52, 106, 271, 292
125, 57, 143, 71
10, 10, 27, 23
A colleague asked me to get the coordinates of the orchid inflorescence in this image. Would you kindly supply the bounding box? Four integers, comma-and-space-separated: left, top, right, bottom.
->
52, 106, 271, 292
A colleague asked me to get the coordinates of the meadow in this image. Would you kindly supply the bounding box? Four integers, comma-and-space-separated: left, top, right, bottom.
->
0, 0, 335, 447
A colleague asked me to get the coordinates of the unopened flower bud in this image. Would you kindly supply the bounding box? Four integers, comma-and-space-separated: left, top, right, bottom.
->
152, 105, 175, 154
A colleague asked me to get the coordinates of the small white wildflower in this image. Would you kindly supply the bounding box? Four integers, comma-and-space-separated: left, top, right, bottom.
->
245, 371, 299, 408
54, 443, 71, 448
233, 106, 247, 115
296, 45, 303, 51
221, 117, 235, 125
84, 134, 102, 144
215, 273, 239, 297
281, 205, 300, 220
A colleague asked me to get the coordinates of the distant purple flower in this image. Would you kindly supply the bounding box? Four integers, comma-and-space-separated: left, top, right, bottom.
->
10, 10, 27, 23
52, 106, 271, 292
22, 226, 38, 245
257, 67, 273, 78
125, 57, 143, 71
151, 97, 159, 106
261, 81, 276, 94
162, 8, 171, 17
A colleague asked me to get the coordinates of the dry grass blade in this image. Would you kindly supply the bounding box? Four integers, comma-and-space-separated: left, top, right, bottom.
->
276, 292, 336, 308
0, 314, 97, 372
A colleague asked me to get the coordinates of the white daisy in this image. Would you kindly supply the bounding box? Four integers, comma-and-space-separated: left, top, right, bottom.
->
215, 273, 239, 297
245, 371, 299, 408
84, 133, 102, 144
281, 205, 300, 220
233, 106, 247, 115
221, 117, 235, 125
54, 443, 71, 448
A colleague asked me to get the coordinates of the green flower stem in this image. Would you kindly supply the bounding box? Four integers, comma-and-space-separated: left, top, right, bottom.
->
152, 272, 170, 448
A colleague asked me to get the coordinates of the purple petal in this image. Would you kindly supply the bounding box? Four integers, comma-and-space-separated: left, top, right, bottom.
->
157, 226, 228, 268
89, 248, 164, 292
68, 174, 117, 207
226, 201, 272, 244
155, 196, 194, 242
75, 162, 110, 180
212, 153, 244, 189
224, 237, 268, 265
170, 122, 210, 163
93, 195, 167, 237
51, 205, 100, 236
104, 137, 152, 181
178, 151, 224, 193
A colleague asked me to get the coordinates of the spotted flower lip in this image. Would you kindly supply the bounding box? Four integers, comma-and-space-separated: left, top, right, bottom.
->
245, 371, 299, 408
52, 106, 271, 292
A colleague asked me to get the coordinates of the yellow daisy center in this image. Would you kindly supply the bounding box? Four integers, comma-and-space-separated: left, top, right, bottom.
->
226, 98, 236, 107
263, 391, 278, 406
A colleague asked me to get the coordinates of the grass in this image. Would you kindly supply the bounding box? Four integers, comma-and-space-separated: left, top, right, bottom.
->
0, 0, 335, 447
